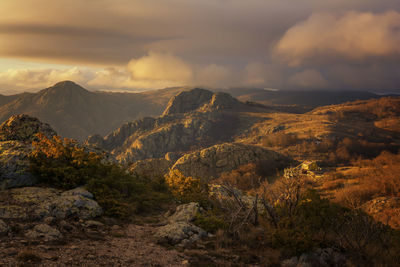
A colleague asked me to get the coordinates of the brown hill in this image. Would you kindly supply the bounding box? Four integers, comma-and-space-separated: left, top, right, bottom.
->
0, 81, 173, 140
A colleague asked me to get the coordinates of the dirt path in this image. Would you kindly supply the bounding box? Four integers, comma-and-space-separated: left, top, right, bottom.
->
0, 224, 189, 266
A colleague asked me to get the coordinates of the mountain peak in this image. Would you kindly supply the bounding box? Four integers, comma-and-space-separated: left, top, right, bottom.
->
53, 80, 82, 88
41, 81, 90, 95
162, 88, 214, 116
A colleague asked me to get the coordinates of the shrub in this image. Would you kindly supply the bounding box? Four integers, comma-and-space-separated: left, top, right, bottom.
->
165, 169, 209, 204
218, 163, 263, 191
29, 133, 172, 218
262, 132, 300, 147
193, 211, 227, 233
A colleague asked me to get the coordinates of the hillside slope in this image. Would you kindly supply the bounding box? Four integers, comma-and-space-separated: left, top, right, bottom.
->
0, 81, 170, 140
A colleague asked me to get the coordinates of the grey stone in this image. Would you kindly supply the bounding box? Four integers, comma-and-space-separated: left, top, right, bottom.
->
25, 224, 62, 241
168, 202, 201, 223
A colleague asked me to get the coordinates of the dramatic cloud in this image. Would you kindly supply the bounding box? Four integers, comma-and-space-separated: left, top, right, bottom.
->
127, 52, 193, 84
276, 11, 400, 66
0, 1, 399, 92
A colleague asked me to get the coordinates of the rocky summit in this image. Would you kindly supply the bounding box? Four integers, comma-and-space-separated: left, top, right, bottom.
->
0, 115, 57, 189
88, 88, 268, 164
0, 114, 56, 142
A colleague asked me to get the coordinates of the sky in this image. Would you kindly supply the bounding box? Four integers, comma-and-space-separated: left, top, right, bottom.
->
0, 0, 399, 94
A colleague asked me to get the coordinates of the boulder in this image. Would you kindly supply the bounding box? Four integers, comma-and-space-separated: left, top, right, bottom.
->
168, 202, 201, 223
25, 224, 62, 241
170, 143, 288, 182
0, 187, 102, 220
155, 222, 207, 245
156, 202, 207, 246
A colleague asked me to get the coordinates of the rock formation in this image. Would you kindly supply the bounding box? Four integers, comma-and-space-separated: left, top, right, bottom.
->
0, 115, 57, 189
87, 88, 264, 164
170, 143, 288, 182
0, 187, 102, 220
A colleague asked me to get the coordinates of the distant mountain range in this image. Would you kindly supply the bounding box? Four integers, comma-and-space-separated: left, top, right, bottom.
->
0, 81, 388, 140
220, 88, 381, 108
0, 81, 174, 140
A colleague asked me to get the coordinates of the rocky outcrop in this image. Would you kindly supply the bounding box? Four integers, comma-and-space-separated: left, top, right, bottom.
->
0, 115, 57, 189
162, 88, 213, 116
155, 202, 207, 246
199, 92, 243, 112
129, 158, 173, 178
170, 143, 288, 182
0, 114, 56, 142
0, 187, 102, 220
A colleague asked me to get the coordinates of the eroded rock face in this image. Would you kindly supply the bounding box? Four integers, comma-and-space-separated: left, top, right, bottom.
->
0, 187, 102, 220
89, 88, 254, 164
162, 88, 213, 116
170, 143, 288, 182
0, 115, 57, 189
129, 158, 173, 178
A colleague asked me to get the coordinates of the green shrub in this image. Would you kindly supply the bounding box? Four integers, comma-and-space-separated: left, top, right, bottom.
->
193, 211, 228, 233
29, 133, 172, 218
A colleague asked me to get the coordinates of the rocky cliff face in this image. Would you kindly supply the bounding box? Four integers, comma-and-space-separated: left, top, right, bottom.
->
0, 114, 57, 189
162, 88, 214, 116
88, 88, 264, 164
169, 143, 288, 182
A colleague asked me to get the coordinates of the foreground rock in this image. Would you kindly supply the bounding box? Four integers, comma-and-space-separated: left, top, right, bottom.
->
0, 187, 102, 220
25, 224, 63, 242
281, 248, 346, 267
170, 143, 288, 182
0, 114, 57, 189
156, 203, 207, 246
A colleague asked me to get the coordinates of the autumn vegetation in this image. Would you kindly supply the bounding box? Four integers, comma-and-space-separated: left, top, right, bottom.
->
29, 133, 172, 218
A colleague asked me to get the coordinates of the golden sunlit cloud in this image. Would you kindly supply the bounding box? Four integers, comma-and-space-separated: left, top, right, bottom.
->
127, 52, 193, 83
